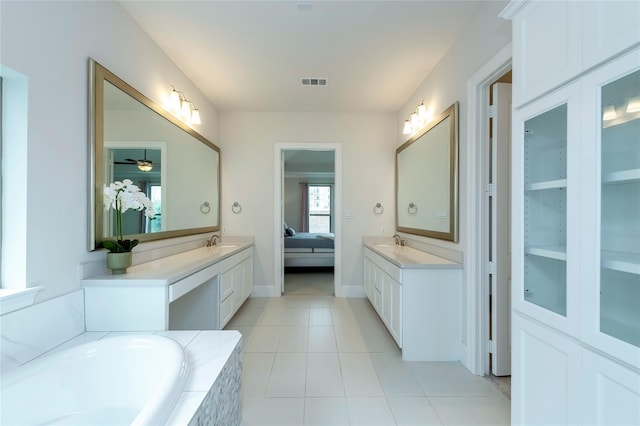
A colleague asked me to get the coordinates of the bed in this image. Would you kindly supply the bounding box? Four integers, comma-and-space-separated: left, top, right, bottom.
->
284, 230, 335, 268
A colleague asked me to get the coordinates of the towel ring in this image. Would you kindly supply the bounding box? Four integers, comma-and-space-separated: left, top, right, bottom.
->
200, 201, 211, 214
373, 202, 384, 215
408, 202, 418, 215
231, 202, 242, 214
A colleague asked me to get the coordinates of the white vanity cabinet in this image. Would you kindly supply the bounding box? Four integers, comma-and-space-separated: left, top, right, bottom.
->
219, 248, 253, 329
504, 1, 640, 423
363, 246, 462, 361
83, 244, 253, 332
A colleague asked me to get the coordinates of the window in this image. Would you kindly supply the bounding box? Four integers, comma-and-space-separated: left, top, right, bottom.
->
308, 185, 331, 233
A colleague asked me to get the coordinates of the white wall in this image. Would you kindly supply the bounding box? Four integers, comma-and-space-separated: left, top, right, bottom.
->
218, 112, 397, 292
0, 2, 219, 302
396, 0, 511, 365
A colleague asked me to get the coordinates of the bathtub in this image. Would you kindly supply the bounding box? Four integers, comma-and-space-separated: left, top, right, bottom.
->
1, 335, 188, 425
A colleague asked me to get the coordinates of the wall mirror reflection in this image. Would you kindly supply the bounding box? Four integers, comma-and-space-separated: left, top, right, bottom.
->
396, 102, 459, 242
89, 59, 220, 250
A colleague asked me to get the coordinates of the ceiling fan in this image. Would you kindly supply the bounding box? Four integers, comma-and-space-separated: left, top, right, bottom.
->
114, 149, 153, 172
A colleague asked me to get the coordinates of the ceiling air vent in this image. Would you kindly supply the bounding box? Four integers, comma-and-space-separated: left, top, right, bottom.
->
301, 78, 328, 87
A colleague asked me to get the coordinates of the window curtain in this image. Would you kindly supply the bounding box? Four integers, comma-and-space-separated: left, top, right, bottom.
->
300, 182, 309, 232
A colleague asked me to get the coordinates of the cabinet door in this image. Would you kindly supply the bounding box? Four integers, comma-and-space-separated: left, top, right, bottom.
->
511, 0, 582, 106
580, 48, 640, 367
390, 278, 402, 347
581, 349, 640, 425
242, 256, 253, 301
382, 273, 392, 327
512, 313, 582, 426
512, 82, 582, 334
582, 1, 640, 70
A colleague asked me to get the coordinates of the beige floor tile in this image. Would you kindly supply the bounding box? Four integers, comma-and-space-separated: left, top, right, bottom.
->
277, 326, 309, 352
308, 325, 337, 352
264, 352, 307, 397
387, 396, 443, 425
340, 353, 385, 397
306, 352, 345, 397
347, 397, 396, 426
303, 397, 350, 426
242, 397, 305, 426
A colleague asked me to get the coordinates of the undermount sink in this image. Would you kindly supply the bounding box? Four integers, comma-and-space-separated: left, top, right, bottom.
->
373, 244, 398, 248
215, 244, 240, 249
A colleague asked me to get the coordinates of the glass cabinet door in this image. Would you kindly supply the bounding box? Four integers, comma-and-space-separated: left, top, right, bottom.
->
523, 104, 568, 316
599, 69, 640, 348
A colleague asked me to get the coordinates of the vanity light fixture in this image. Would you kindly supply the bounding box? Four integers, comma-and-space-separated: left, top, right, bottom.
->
169, 86, 201, 125
402, 101, 430, 135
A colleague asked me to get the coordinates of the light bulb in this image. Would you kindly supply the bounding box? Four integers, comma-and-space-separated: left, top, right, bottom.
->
191, 108, 201, 125
181, 101, 192, 120
170, 89, 181, 112
417, 103, 427, 119
602, 105, 617, 121
626, 98, 640, 113
402, 120, 412, 135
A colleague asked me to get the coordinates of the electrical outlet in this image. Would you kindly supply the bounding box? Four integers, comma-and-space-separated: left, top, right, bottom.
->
381, 227, 386, 234
222, 226, 228, 234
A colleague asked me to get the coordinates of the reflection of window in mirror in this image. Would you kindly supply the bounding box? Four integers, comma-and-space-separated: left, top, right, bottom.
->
148, 185, 162, 233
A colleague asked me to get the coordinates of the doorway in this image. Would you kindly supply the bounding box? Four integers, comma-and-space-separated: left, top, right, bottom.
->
283, 150, 335, 295
273, 143, 342, 297
487, 72, 512, 385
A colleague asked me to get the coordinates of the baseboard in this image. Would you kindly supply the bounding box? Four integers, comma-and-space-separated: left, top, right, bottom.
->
336, 285, 365, 298
251, 285, 278, 298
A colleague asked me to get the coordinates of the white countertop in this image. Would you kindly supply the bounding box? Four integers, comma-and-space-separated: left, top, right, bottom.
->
83, 239, 254, 287
364, 240, 462, 269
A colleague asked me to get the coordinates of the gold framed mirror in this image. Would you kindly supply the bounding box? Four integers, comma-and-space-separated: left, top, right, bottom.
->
396, 102, 459, 242
88, 59, 220, 250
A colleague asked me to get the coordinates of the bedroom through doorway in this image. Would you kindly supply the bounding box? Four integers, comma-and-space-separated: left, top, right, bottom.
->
282, 149, 336, 295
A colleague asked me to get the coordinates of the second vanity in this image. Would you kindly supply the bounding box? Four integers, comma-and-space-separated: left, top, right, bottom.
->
363, 238, 463, 361
82, 238, 254, 332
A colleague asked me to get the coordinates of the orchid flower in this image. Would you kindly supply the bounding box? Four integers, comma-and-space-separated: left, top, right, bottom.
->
103, 179, 155, 252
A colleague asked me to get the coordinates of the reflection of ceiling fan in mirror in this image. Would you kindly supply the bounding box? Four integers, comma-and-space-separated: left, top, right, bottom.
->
114, 149, 153, 172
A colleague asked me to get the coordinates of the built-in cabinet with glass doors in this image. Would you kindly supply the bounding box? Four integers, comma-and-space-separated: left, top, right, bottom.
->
505, 1, 640, 424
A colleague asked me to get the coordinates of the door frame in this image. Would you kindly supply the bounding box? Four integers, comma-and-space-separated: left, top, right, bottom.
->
273, 143, 342, 297
465, 43, 512, 375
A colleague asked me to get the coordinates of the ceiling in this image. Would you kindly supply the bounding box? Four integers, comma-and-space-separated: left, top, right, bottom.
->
120, 1, 489, 113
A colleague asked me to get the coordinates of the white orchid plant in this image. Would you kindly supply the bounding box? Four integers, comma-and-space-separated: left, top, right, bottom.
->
103, 179, 155, 253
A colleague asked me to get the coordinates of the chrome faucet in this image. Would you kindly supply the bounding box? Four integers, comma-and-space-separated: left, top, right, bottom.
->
206, 234, 219, 247
392, 234, 405, 246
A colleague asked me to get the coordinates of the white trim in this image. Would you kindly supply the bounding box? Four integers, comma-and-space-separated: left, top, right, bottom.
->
274, 143, 342, 297
465, 43, 512, 375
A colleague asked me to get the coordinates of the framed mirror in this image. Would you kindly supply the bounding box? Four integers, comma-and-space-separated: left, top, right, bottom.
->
396, 102, 458, 242
89, 59, 220, 250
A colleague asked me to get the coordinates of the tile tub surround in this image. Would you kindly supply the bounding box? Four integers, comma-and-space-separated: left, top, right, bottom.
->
0, 290, 85, 374
2, 329, 242, 425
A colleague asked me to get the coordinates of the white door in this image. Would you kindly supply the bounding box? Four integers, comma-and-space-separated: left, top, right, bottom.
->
491, 82, 512, 376
280, 150, 285, 294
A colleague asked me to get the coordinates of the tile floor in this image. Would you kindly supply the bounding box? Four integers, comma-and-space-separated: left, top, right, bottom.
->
225, 273, 510, 426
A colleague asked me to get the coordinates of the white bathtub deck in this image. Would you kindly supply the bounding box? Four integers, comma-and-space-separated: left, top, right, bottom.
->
39, 329, 242, 425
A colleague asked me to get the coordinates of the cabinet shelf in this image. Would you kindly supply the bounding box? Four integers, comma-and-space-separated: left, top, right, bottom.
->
601, 250, 640, 275
526, 246, 567, 261
602, 169, 640, 185
601, 315, 640, 347
525, 179, 568, 191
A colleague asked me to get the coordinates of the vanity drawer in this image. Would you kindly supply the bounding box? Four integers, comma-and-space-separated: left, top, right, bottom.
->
220, 273, 234, 301
220, 295, 235, 328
